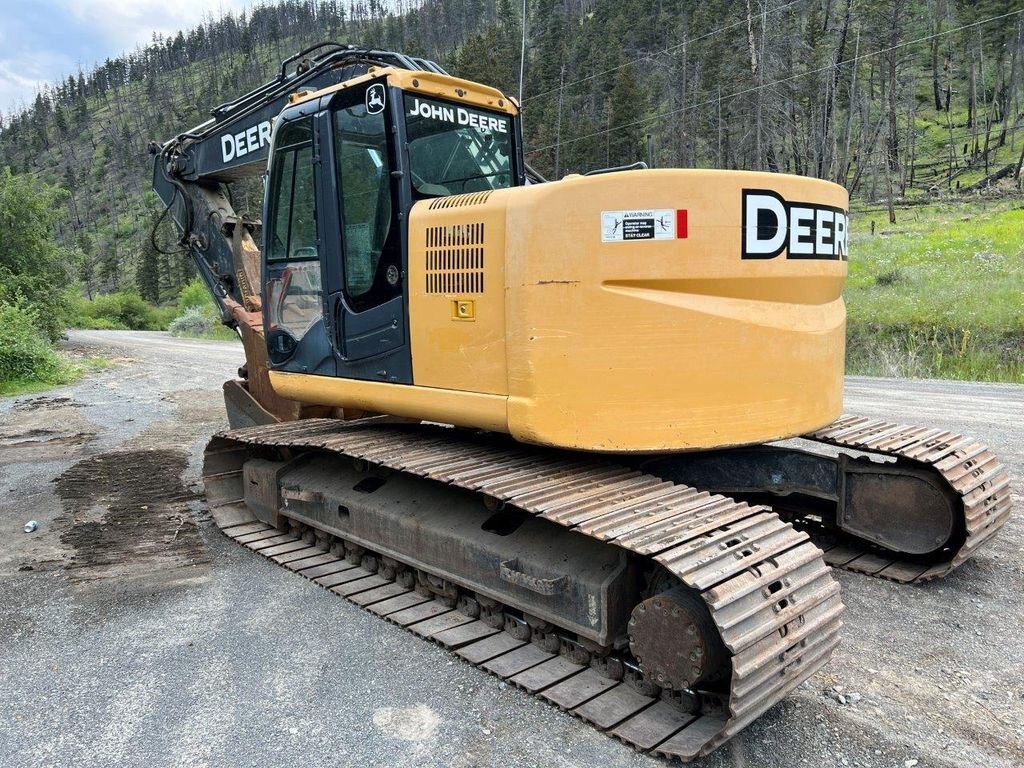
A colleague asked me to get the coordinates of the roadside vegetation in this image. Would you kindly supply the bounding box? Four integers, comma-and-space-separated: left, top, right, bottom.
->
69, 277, 236, 341
846, 195, 1024, 382
165, 279, 238, 341
0, 168, 83, 393
0, 166, 235, 395
0, 301, 77, 395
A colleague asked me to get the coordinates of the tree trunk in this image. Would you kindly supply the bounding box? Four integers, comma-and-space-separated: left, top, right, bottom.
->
931, 22, 943, 110
820, 0, 852, 178
839, 29, 860, 185
554, 64, 565, 178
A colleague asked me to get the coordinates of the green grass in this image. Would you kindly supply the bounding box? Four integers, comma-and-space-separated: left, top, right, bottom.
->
0, 354, 111, 397
173, 324, 241, 342
846, 198, 1024, 382
0, 376, 75, 397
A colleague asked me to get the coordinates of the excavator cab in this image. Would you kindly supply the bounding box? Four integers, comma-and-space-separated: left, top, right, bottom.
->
262, 70, 523, 386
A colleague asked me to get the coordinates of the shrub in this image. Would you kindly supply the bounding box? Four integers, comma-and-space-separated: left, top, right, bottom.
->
0, 168, 79, 343
0, 300, 70, 385
150, 304, 178, 330
75, 290, 163, 330
168, 306, 215, 337
177, 277, 215, 315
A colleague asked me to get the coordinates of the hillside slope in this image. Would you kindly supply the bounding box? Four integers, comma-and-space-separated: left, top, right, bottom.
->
0, 0, 1021, 305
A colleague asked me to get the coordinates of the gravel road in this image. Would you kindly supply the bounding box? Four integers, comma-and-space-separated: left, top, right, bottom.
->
1, 330, 1021, 768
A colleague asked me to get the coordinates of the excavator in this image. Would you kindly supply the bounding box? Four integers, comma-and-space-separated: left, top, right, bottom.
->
151, 43, 1011, 760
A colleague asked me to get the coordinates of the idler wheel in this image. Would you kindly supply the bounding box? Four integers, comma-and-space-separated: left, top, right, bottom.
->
628, 585, 727, 690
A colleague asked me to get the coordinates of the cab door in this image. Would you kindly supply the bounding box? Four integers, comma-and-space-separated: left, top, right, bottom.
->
320, 80, 411, 384
262, 116, 335, 377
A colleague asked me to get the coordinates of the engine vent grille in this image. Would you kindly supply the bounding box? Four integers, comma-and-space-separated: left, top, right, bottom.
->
425, 223, 485, 294
428, 191, 493, 210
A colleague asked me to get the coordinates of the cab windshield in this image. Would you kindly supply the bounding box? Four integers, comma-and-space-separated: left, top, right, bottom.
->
403, 94, 512, 196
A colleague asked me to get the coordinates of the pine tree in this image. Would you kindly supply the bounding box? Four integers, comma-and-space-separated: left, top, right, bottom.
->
606, 62, 644, 167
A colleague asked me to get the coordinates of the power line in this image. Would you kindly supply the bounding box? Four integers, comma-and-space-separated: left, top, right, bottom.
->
528, 6, 1024, 154
524, 0, 805, 104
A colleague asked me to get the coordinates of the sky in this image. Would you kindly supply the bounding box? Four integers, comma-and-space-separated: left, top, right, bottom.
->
0, 0, 254, 115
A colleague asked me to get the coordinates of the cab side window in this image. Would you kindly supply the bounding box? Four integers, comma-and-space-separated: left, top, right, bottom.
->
333, 93, 401, 312
265, 119, 323, 348
268, 120, 318, 261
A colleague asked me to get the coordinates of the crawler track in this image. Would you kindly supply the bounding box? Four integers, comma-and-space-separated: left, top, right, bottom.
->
805, 415, 1012, 582
204, 420, 844, 761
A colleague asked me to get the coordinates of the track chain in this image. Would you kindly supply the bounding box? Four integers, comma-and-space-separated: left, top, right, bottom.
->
203, 420, 844, 761
805, 414, 1012, 583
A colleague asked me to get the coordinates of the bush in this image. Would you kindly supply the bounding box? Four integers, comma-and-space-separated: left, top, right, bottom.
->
0, 300, 70, 386
177, 277, 215, 315
0, 168, 80, 343
151, 304, 178, 330
168, 306, 215, 337
75, 290, 164, 330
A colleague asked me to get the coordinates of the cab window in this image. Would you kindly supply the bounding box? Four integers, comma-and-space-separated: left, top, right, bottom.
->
264, 118, 322, 348
403, 94, 512, 196
334, 89, 401, 311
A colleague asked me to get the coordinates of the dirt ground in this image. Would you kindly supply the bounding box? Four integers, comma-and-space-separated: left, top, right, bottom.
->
0, 330, 1021, 768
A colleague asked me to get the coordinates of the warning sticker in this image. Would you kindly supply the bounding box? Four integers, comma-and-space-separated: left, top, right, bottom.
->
601, 209, 676, 242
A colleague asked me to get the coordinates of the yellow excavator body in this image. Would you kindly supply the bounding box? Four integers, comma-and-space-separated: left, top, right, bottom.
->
270, 167, 848, 451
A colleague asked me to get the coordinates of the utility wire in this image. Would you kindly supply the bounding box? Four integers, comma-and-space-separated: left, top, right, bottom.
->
529, 7, 1024, 154
524, 0, 805, 104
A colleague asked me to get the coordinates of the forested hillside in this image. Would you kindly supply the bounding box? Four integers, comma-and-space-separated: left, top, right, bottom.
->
0, 0, 1022, 303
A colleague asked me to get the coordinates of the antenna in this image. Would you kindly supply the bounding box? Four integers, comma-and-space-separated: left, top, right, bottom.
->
518, 0, 528, 104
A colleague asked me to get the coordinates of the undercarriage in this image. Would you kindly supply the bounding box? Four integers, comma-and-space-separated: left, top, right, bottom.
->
201, 415, 1009, 759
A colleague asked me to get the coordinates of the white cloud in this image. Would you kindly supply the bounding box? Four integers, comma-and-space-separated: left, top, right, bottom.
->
61, 0, 255, 51
0, 0, 258, 114
0, 52, 76, 116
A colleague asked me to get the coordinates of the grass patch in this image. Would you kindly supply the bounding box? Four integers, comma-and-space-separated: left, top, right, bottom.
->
192, 325, 241, 342
0, 356, 112, 396
0, 376, 75, 397
846, 199, 1024, 383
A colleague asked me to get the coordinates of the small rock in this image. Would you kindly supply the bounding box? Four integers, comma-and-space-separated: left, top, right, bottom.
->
905, 760, 918, 768
288, 727, 298, 735
825, 689, 848, 705
845, 692, 862, 704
